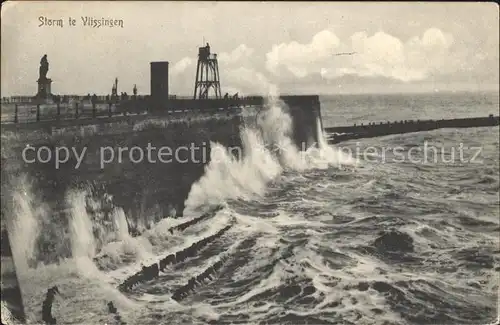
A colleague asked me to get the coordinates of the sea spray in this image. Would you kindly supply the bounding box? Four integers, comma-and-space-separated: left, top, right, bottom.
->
185, 86, 356, 210
312, 116, 358, 168
109, 206, 155, 261
80, 187, 136, 248
184, 92, 293, 209
0, 301, 21, 325
9, 176, 44, 270
68, 190, 96, 260
185, 127, 282, 208
258, 98, 309, 170
111, 208, 130, 241
62, 187, 158, 268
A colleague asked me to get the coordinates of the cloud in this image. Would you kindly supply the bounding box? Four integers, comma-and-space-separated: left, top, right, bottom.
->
171, 57, 193, 75
266, 30, 341, 77
266, 28, 460, 83
168, 26, 494, 95
225, 66, 272, 95
218, 44, 254, 65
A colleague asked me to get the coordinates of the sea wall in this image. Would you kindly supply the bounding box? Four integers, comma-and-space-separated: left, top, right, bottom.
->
1, 96, 321, 263
1, 114, 241, 264
1, 112, 242, 216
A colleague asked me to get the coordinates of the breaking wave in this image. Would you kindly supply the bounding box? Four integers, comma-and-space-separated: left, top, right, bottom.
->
185, 93, 355, 210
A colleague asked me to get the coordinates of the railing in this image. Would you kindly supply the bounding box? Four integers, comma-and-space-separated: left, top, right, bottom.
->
0, 102, 127, 124
0, 94, 315, 124
0, 94, 292, 105
0, 95, 151, 104
1, 95, 259, 104
0, 97, 261, 124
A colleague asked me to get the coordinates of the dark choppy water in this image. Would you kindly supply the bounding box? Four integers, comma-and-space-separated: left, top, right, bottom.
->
1, 92, 499, 325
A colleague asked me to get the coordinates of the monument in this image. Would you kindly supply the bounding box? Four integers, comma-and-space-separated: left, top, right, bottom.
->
36, 54, 52, 99
111, 77, 118, 99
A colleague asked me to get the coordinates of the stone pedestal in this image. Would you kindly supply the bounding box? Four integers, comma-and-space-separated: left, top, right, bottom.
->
36, 78, 52, 99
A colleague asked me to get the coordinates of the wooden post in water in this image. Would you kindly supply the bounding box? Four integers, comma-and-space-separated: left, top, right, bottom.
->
14, 104, 18, 123
75, 102, 79, 119
36, 104, 40, 121
92, 103, 96, 118
57, 103, 61, 120
108, 103, 112, 117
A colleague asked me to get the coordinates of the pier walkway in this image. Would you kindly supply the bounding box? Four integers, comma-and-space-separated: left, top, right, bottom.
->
325, 115, 500, 144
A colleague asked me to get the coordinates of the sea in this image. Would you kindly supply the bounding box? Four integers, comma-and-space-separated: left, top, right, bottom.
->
1, 91, 499, 325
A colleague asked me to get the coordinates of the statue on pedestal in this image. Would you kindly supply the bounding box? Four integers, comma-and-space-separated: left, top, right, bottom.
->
36, 54, 52, 100
39, 54, 49, 80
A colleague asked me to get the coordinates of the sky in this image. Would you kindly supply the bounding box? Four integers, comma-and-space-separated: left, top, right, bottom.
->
1, 1, 499, 96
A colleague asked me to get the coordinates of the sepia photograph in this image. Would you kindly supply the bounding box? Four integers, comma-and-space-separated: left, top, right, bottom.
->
1, 1, 499, 324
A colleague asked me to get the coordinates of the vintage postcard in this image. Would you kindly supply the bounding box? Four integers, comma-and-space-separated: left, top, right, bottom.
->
1, 1, 498, 325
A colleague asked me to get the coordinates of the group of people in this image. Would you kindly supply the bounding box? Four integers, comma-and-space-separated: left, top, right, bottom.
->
81, 91, 139, 106
84, 93, 99, 105
223, 92, 239, 100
